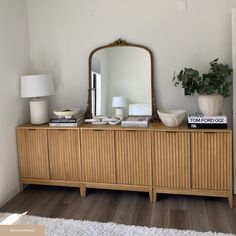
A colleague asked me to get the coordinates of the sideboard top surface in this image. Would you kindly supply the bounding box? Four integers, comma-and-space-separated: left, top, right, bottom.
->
16, 122, 232, 133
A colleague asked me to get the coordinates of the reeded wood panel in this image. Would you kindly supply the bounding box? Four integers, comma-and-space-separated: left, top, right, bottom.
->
115, 131, 151, 186
152, 131, 191, 189
48, 130, 81, 181
191, 132, 232, 191
81, 130, 116, 183
16, 129, 50, 179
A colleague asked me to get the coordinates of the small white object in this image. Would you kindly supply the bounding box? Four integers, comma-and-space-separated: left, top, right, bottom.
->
108, 116, 123, 125
21, 74, 55, 124
112, 97, 126, 108
158, 109, 187, 127
114, 108, 124, 116
129, 104, 151, 116
85, 118, 100, 122
92, 121, 107, 125
30, 98, 49, 124
53, 108, 80, 118
102, 118, 118, 122
179, 0, 187, 11
112, 96, 126, 117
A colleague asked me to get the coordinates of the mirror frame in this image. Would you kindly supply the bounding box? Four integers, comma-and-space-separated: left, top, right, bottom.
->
85, 39, 159, 122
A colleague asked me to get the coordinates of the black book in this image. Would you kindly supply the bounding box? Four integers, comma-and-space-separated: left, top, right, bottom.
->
188, 123, 227, 129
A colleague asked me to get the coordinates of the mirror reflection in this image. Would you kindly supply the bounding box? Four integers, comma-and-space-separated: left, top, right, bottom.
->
91, 46, 152, 117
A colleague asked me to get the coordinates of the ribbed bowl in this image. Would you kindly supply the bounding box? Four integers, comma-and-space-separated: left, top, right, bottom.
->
157, 109, 187, 127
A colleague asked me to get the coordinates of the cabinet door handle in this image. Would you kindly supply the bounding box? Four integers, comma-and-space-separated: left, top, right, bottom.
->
28, 129, 36, 131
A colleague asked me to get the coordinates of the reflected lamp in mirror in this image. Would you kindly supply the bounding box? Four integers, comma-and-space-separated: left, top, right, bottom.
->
21, 74, 55, 124
112, 96, 126, 116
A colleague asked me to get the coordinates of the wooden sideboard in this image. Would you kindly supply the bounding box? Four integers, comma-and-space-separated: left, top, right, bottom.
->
16, 123, 233, 208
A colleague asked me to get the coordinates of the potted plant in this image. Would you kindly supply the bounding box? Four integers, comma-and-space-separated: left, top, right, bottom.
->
173, 59, 233, 116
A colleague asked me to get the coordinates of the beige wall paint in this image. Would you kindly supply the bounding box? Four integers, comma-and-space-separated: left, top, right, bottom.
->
27, 0, 236, 125
0, 0, 30, 206
232, 9, 236, 194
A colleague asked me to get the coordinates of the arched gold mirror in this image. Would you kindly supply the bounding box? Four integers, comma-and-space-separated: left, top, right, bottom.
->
85, 39, 158, 121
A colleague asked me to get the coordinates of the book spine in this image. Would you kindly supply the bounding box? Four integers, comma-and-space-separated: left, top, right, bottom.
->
50, 119, 77, 123
50, 117, 84, 123
188, 123, 227, 129
121, 124, 149, 128
188, 116, 227, 124
49, 123, 80, 127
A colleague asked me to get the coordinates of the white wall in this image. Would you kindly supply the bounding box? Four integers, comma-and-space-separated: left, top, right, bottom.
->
232, 9, 236, 194
27, 0, 236, 125
0, 0, 30, 206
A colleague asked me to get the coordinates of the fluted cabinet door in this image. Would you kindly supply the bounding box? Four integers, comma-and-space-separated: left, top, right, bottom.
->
191, 132, 232, 191
81, 130, 116, 183
16, 129, 50, 179
48, 130, 81, 181
115, 131, 151, 186
152, 131, 191, 189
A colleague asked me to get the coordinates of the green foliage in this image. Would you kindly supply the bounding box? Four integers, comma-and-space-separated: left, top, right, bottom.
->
173, 59, 233, 97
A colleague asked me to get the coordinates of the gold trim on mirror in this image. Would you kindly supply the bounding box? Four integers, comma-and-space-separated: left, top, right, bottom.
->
85, 39, 159, 122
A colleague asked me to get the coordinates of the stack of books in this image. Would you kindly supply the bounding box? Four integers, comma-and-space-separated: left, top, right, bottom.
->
49, 113, 84, 127
121, 116, 150, 128
187, 113, 227, 129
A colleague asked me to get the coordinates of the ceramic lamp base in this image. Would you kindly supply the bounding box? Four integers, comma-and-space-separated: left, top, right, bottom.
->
30, 98, 49, 124
115, 108, 124, 116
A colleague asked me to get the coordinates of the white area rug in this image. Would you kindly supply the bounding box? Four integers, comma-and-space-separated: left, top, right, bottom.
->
0, 212, 235, 236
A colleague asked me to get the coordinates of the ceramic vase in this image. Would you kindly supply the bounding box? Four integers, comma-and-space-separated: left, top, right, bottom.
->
198, 94, 223, 116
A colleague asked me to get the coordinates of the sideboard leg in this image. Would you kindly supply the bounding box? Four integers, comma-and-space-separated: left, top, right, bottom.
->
20, 183, 24, 192
80, 184, 86, 197
149, 190, 153, 202
228, 195, 234, 208
153, 191, 157, 202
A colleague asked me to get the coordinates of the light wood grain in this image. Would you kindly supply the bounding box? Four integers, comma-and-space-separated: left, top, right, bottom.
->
115, 131, 151, 186
20, 178, 81, 188
17, 122, 232, 133
191, 132, 231, 191
16, 129, 50, 179
16, 124, 233, 208
84, 182, 150, 192
80, 130, 116, 183
152, 131, 191, 189
48, 130, 81, 181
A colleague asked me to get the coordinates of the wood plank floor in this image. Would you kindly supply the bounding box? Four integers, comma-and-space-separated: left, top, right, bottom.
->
1, 185, 236, 234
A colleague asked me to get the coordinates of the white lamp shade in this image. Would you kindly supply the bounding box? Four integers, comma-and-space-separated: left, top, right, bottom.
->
21, 74, 55, 98
112, 96, 126, 108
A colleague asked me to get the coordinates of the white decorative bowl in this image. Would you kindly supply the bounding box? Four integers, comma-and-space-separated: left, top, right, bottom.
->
157, 109, 187, 127
53, 108, 80, 118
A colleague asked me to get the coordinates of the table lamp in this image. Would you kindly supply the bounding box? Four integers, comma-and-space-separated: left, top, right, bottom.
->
21, 74, 55, 124
112, 96, 126, 116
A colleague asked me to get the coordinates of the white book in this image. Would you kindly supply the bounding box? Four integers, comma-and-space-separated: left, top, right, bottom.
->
49, 121, 83, 127
121, 116, 150, 125
121, 123, 149, 128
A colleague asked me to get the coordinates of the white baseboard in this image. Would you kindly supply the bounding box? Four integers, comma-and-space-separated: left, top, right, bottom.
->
0, 184, 20, 208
